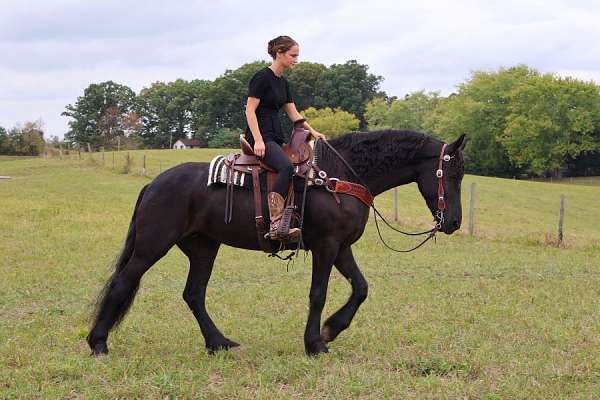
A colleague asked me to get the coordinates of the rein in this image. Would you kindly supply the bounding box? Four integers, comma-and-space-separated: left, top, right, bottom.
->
319, 139, 450, 253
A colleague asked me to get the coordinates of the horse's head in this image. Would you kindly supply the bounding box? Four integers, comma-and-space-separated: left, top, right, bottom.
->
417, 134, 466, 234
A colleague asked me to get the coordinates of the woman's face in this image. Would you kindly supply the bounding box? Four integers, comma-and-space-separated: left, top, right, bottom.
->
278, 45, 299, 69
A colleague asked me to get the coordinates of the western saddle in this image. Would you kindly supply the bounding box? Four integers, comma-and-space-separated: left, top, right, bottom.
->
221, 120, 374, 254
223, 120, 313, 253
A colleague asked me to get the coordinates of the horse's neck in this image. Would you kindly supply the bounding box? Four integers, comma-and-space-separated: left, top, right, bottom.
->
321, 139, 421, 197
367, 164, 419, 196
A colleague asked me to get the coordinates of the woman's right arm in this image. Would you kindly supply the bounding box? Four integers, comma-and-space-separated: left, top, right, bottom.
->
245, 97, 265, 158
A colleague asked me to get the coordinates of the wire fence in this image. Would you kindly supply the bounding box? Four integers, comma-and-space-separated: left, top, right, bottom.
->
42, 147, 589, 248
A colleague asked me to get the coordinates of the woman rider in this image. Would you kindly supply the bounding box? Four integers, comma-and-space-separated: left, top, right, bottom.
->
245, 35, 325, 241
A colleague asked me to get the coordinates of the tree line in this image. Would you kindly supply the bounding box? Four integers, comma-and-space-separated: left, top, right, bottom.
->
60, 60, 381, 150
0, 121, 45, 156
365, 65, 600, 177
2, 62, 599, 177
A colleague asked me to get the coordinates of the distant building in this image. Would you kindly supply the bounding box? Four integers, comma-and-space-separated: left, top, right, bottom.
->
173, 139, 203, 149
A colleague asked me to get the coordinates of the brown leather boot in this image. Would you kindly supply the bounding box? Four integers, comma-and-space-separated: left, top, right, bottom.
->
266, 192, 301, 242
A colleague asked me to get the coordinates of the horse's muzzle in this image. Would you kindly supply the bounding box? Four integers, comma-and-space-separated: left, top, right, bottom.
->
441, 218, 461, 234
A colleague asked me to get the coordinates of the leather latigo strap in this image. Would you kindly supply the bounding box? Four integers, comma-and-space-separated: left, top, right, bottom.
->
330, 180, 374, 206
251, 167, 262, 225
251, 168, 272, 252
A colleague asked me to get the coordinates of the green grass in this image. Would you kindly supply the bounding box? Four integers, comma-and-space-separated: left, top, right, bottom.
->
1, 152, 599, 399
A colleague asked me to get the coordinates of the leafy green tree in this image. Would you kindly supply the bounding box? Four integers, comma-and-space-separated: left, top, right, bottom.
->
502, 75, 600, 176
193, 61, 269, 140
207, 128, 242, 148
314, 60, 383, 129
366, 91, 440, 131
302, 107, 360, 138
0, 126, 12, 154
364, 97, 391, 130
63, 81, 136, 149
137, 79, 208, 148
286, 62, 327, 112
424, 66, 536, 176
8, 121, 45, 155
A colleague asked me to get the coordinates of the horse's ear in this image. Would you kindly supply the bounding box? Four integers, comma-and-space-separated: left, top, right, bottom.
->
447, 134, 466, 154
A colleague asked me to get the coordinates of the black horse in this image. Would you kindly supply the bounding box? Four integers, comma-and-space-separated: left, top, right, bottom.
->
87, 129, 466, 356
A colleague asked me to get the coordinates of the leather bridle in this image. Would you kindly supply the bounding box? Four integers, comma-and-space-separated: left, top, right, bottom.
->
434, 143, 450, 230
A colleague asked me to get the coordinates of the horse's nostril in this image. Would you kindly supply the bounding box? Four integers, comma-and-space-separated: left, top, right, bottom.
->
453, 220, 460, 229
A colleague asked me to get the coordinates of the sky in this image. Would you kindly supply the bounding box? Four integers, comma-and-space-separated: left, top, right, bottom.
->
1, 0, 600, 138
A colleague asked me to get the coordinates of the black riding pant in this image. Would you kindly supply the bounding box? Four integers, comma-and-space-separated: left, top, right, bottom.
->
263, 141, 293, 197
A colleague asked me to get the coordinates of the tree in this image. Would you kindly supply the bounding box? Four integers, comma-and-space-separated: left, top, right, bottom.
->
424, 66, 536, 176
193, 61, 269, 141
0, 126, 12, 154
366, 91, 440, 131
302, 107, 360, 138
63, 81, 136, 150
137, 79, 208, 148
314, 60, 383, 129
502, 75, 600, 176
7, 120, 45, 155
207, 127, 242, 148
286, 62, 328, 112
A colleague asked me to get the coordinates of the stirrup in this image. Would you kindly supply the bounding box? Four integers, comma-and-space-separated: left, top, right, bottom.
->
265, 222, 301, 242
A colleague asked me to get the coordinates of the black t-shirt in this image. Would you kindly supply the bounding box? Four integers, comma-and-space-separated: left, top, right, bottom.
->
245, 67, 294, 145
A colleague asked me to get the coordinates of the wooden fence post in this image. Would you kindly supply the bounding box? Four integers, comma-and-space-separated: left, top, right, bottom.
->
102, 147, 105, 165
468, 182, 476, 236
142, 155, 146, 176
112, 152, 115, 168
558, 194, 565, 245
393, 188, 398, 222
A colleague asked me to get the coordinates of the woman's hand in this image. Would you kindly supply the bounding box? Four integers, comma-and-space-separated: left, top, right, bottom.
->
254, 139, 266, 158
311, 130, 326, 141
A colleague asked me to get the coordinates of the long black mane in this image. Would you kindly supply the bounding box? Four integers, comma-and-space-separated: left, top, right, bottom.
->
316, 130, 431, 181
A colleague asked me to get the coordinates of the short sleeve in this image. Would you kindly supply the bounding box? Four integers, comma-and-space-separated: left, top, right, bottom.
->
248, 71, 268, 99
284, 78, 294, 104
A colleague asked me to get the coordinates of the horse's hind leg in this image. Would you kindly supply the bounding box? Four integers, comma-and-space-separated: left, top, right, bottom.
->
321, 246, 368, 344
87, 249, 166, 355
177, 234, 239, 354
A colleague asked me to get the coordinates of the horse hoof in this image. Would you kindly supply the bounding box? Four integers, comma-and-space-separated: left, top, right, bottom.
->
206, 338, 240, 354
306, 340, 329, 356
90, 341, 109, 356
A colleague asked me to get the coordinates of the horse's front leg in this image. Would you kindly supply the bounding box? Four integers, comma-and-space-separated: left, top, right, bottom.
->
304, 242, 337, 356
177, 235, 239, 354
321, 245, 368, 344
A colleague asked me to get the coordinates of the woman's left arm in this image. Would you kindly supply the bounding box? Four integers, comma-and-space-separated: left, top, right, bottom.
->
282, 103, 326, 140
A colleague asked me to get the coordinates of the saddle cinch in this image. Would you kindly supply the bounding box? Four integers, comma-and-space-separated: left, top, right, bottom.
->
223, 120, 314, 253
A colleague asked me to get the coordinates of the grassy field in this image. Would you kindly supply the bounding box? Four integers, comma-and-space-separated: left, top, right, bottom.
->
1, 151, 599, 399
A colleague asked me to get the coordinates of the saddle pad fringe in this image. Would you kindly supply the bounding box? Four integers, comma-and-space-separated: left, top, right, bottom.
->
207, 155, 245, 187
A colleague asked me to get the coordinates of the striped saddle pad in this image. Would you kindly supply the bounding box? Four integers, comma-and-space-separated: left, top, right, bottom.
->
207, 155, 247, 187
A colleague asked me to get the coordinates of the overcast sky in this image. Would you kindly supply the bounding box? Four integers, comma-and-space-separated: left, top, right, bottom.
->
1, 0, 600, 138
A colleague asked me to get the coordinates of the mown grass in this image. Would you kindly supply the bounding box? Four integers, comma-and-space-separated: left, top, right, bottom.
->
1, 152, 599, 399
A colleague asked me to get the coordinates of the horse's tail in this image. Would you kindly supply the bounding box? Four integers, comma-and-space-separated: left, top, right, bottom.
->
90, 184, 148, 328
